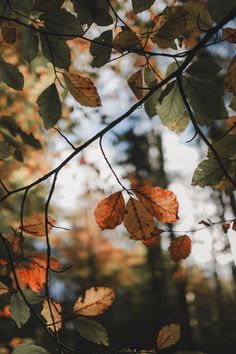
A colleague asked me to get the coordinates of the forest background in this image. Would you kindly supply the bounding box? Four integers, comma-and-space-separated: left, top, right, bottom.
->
0, 0, 236, 353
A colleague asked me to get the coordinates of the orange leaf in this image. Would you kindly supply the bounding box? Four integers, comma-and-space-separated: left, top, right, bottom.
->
135, 186, 179, 223
21, 213, 56, 237
41, 299, 62, 332
63, 71, 101, 107
222, 223, 230, 234
232, 220, 236, 231
94, 192, 125, 230
142, 229, 163, 248
226, 116, 236, 134
0, 281, 8, 295
223, 28, 236, 43
73, 287, 115, 316
225, 55, 236, 95
168, 235, 191, 262
124, 197, 154, 240
156, 323, 181, 349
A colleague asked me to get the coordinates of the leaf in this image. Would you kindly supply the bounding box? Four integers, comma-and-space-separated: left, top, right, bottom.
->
21, 27, 39, 63
21, 213, 56, 236
10, 293, 30, 328
10, 0, 34, 14
0, 57, 24, 90
186, 59, 222, 79
192, 158, 230, 187
0, 141, 15, 160
90, 30, 112, 68
142, 229, 163, 248
183, 77, 227, 126
0, 281, 8, 295
174, 352, 207, 354
37, 83, 62, 129
124, 197, 154, 240
225, 55, 236, 95
73, 287, 115, 316
208, 0, 236, 23
143, 67, 160, 118
74, 317, 109, 346
184, 2, 213, 33
230, 96, 236, 111
40, 10, 83, 38
156, 82, 189, 133
222, 223, 230, 234
34, 0, 64, 12
208, 135, 236, 160
21, 289, 43, 304
72, 0, 112, 26
40, 34, 71, 69
168, 235, 192, 262
232, 221, 236, 231
94, 192, 125, 230
132, 0, 155, 14
12, 343, 49, 354
156, 323, 181, 349
113, 29, 140, 53
135, 186, 179, 223
2, 26, 16, 44
128, 70, 144, 100
223, 28, 236, 43
63, 72, 101, 107
41, 299, 62, 331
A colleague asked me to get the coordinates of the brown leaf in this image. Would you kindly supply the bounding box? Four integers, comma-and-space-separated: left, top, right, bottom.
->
168, 235, 191, 262
225, 55, 236, 95
222, 223, 230, 234
232, 220, 236, 231
21, 213, 56, 237
94, 192, 125, 230
223, 28, 236, 43
142, 229, 163, 248
226, 116, 236, 134
113, 29, 140, 52
2, 26, 16, 44
128, 70, 144, 99
41, 299, 62, 332
63, 71, 101, 107
0, 281, 8, 295
73, 287, 115, 316
135, 186, 179, 223
156, 323, 181, 349
124, 197, 154, 240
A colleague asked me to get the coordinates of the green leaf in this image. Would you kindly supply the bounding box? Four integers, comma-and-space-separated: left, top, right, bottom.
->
166, 61, 183, 77
13, 343, 50, 354
18, 131, 42, 150
132, 0, 155, 14
143, 67, 160, 118
0, 57, 24, 90
10, 293, 30, 328
74, 317, 109, 346
72, 0, 112, 26
95, 8, 113, 26
208, 135, 236, 160
10, 0, 34, 14
208, 0, 236, 23
90, 30, 112, 67
183, 77, 227, 126
0, 141, 15, 160
40, 34, 71, 69
156, 82, 189, 133
186, 59, 222, 79
34, 0, 64, 12
37, 83, 62, 129
192, 158, 230, 187
21, 27, 39, 63
230, 96, 236, 111
40, 10, 83, 39
21, 289, 43, 304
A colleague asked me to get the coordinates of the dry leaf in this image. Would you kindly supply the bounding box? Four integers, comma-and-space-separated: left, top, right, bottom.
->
94, 192, 125, 230
135, 186, 179, 223
0, 281, 8, 295
226, 116, 236, 134
2, 26, 16, 44
73, 287, 115, 316
225, 55, 236, 95
222, 223, 230, 234
21, 213, 56, 237
128, 70, 144, 99
232, 220, 236, 231
156, 323, 181, 349
168, 235, 191, 262
142, 229, 163, 248
113, 30, 140, 52
124, 197, 154, 240
41, 299, 62, 332
63, 71, 101, 107
223, 28, 236, 43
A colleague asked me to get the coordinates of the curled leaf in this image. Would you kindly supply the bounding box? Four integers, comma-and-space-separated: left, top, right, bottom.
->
156, 323, 181, 349
168, 235, 192, 262
73, 287, 115, 316
21, 213, 56, 237
41, 299, 62, 332
94, 192, 125, 230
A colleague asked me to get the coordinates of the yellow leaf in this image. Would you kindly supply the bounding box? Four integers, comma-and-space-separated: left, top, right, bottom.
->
63, 71, 101, 107
21, 213, 56, 237
135, 186, 179, 223
128, 70, 144, 100
225, 55, 236, 95
124, 197, 154, 240
41, 299, 62, 332
0, 281, 8, 295
156, 323, 181, 349
73, 287, 115, 316
94, 192, 125, 230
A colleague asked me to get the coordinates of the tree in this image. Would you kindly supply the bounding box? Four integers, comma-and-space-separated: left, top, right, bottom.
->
0, 0, 236, 353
